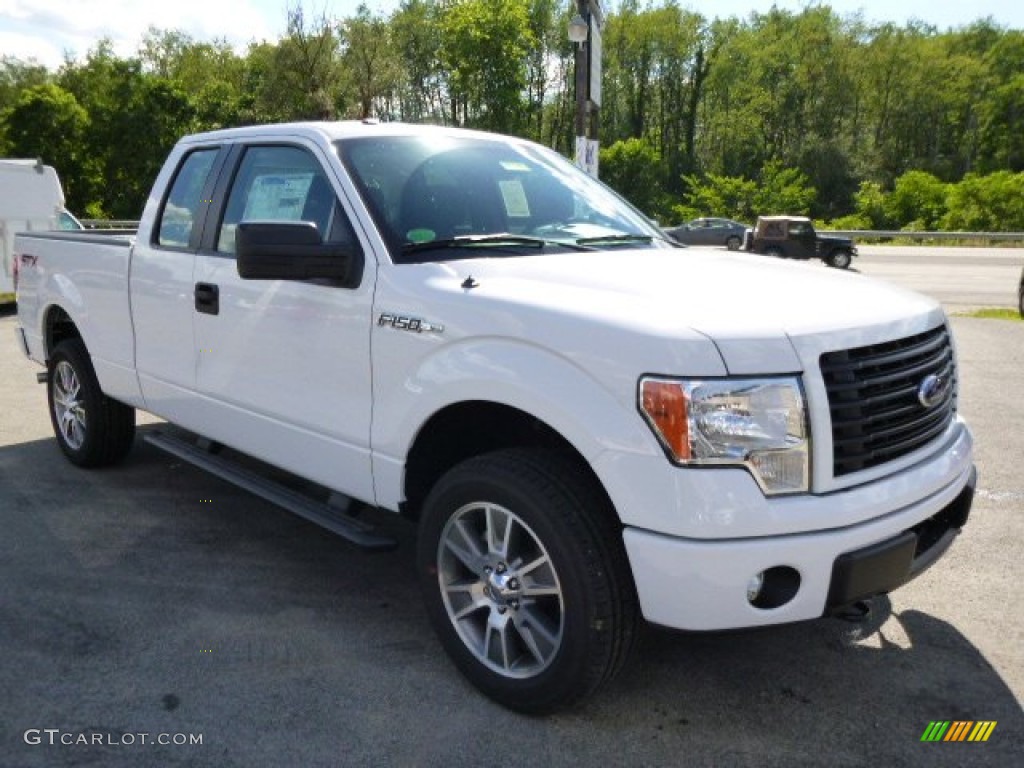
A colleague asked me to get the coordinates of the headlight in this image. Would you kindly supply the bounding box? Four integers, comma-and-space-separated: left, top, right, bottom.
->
639, 376, 809, 494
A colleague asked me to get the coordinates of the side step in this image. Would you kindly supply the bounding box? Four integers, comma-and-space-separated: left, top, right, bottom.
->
145, 431, 397, 552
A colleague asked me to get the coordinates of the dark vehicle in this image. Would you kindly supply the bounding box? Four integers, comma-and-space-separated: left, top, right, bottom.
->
664, 217, 747, 250
1018, 265, 1023, 317
747, 215, 856, 269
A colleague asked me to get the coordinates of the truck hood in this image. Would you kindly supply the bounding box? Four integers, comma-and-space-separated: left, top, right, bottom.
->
432, 247, 942, 374
448, 248, 933, 336
818, 234, 856, 247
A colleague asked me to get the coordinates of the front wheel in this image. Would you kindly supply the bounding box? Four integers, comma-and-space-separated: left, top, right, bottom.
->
47, 338, 135, 467
827, 249, 853, 269
725, 235, 742, 251
416, 449, 637, 713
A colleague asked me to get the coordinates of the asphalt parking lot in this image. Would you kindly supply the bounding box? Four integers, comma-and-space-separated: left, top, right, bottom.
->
1, 271, 1022, 766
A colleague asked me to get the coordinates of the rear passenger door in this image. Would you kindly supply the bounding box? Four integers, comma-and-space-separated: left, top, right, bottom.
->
189, 141, 378, 503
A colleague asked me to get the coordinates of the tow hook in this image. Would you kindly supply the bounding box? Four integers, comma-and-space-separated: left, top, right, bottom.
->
832, 599, 872, 623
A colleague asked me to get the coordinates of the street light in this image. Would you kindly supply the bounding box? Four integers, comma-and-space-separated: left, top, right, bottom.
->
568, 13, 588, 44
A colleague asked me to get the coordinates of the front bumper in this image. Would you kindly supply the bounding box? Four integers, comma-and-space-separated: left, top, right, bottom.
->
825, 466, 973, 610
623, 463, 975, 631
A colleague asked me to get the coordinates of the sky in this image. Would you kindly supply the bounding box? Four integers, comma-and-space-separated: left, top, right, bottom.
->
1, 0, 1022, 71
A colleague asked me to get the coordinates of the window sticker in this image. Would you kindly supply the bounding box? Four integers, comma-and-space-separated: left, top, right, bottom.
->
243, 173, 314, 221
499, 161, 531, 173
499, 179, 530, 218
406, 228, 435, 243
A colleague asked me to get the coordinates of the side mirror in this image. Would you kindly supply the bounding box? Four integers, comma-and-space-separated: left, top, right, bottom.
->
236, 221, 363, 286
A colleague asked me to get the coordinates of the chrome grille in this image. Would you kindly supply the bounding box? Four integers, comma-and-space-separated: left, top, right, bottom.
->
820, 326, 955, 477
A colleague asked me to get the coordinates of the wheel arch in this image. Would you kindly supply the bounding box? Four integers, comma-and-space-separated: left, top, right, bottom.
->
43, 304, 83, 359
402, 400, 615, 522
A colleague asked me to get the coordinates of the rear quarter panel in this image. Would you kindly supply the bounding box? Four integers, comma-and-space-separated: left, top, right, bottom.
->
16, 232, 143, 406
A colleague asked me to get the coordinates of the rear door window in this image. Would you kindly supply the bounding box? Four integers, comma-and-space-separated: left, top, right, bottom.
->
156, 149, 219, 248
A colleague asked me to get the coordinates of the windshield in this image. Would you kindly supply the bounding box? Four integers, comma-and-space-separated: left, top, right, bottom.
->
337, 134, 673, 263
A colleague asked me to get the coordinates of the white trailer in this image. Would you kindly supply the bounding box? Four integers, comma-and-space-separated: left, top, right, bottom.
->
0, 159, 79, 295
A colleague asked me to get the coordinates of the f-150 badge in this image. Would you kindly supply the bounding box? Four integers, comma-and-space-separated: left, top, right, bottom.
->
377, 313, 445, 334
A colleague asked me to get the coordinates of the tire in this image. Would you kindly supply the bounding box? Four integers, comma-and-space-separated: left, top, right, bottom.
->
725, 235, 741, 251
47, 338, 135, 467
416, 448, 638, 713
827, 249, 852, 269
763, 247, 783, 259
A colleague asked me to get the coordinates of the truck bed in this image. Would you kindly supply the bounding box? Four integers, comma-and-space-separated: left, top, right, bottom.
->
14, 230, 139, 407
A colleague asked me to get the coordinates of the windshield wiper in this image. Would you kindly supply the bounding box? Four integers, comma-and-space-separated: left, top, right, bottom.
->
401, 233, 594, 256
574, 234, 655, 246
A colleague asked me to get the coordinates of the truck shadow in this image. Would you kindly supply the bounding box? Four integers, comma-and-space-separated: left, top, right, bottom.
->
1, 427, 1019, 767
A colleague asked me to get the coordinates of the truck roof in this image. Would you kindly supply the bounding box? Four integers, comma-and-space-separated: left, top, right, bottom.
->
180, 120, 526, 147
757, 215, 812, 223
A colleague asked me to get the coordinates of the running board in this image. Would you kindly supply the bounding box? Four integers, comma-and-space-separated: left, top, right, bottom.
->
145, 431, 397, 552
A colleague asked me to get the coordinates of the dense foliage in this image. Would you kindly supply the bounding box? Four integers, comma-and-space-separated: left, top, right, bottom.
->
1, 1, 1022, 228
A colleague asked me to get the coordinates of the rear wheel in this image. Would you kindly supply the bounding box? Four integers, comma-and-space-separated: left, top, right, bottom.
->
763, 247, 783, 259
827, 249, 852, 269
47, 339, 135, 467
416, 448, 637, 713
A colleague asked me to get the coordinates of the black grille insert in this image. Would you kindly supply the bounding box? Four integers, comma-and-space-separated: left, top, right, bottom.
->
821, 326, 955, 477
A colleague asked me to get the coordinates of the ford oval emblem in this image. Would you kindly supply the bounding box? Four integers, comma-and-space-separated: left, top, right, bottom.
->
917, 373, 949, 408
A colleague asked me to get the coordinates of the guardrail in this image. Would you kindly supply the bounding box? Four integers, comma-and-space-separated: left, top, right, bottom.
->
81, 219, 139, 230
824, 229, 1024, 242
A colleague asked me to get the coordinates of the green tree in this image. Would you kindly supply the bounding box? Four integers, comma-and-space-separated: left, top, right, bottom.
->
754, 161, 816, 216
139, 28, 249, 130
942, 171, 1024, 231
851, 180, 888, 228
600, 137, 668, 218
522, 0, 566, 143
390, 0, 445, 122
1, 84, 95, 213
340, 4, 400, 119
437, 0, 535, 131
885, 170, 949, 229
247, 6, 344, 122
677, 172, 758, 222
0, 56, 51, 114
59, 42, 196, 217
974, 29, 1024, 172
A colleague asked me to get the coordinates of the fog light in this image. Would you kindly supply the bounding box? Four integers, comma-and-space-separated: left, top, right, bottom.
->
749, 566, 801, 610
747, 572, 765, 602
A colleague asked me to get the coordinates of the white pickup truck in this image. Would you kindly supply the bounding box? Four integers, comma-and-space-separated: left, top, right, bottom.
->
13, 121, 975, 713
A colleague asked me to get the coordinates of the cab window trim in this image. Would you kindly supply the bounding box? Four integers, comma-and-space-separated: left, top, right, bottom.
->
202, 141, 358, 259
152, 145, 227, 252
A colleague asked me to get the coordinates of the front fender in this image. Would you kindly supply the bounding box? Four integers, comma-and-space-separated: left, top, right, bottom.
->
370, 337, 662, 512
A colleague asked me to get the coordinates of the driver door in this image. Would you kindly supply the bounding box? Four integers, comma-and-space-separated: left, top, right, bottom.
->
190, 140, 378, 502
788, 222, 817, 259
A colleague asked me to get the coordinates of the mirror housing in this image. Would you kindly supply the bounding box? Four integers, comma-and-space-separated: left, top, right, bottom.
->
236, 221, 363, 286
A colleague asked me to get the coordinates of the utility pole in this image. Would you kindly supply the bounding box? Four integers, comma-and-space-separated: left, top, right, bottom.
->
569, 1, 602, 178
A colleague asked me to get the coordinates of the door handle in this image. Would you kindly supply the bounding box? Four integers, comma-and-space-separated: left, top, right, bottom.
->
194, 282, 219, 315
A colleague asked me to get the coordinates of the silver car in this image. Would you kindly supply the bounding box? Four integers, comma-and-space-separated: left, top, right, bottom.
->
664, 217, 748, 250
